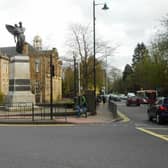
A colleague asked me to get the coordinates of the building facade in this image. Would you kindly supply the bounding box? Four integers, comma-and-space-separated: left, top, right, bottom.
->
28, 44, 62, 103
0, 53, 9, 96
0, 36, 62, 103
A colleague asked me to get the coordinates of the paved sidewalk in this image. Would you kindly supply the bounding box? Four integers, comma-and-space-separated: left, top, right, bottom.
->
0, 103, 121, 125
55, 102, 118, 124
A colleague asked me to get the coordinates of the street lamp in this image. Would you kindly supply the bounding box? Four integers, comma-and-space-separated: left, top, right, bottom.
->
93, 0, 109, 114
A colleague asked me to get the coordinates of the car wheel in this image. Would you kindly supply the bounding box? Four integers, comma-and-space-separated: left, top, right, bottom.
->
156, 113, 163, 124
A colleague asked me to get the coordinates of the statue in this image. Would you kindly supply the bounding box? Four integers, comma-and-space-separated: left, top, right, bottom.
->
5, 22, 25, 54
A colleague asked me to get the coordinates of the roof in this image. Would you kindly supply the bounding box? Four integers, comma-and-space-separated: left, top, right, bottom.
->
0, 46, 18, 57
0, 43, 59, 58
0, 43, 37, 57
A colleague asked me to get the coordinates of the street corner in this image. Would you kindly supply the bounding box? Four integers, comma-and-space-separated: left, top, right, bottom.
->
58, 112, 117, 125
64, 116, 108, 125
117, 111, 130, 123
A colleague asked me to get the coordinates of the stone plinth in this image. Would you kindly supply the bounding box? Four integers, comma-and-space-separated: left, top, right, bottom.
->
6, 55, 35, 104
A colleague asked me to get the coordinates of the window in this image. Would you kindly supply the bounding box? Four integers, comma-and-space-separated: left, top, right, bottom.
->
35, 59, 40, 73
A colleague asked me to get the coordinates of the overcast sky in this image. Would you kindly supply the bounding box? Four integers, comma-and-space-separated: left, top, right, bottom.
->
0, 0, 168, 71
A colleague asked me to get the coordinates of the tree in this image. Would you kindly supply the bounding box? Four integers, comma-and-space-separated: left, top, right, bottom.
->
111, 77, 123, 93
149, 15, 168, 94
128, 42, 151, 91
62, 67, 74, 97
132, 42, 149, 68
113, 15, 168, 94
107, 66, 121, 93
149, 15, 168, 63
122, 64, 133, 81
65, 23, 116, 94
65, 24, 94, 92
108, 66, 122, 82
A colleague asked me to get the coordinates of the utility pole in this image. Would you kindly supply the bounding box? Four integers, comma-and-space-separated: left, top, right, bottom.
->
73, 55, 77, 98
50, 52, 54, 120
93, 0, 96, 115
92, 0, 109, 114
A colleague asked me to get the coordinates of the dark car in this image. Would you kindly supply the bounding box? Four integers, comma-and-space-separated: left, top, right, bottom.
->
147, 97, 168, 124
126, 96, 140, 106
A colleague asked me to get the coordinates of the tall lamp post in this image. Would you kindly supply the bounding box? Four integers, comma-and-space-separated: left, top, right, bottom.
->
93, 0, 109, 114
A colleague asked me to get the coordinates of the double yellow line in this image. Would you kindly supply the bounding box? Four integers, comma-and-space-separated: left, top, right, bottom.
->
118, 111, 168, 142
117, 111, 130, 123
136, 127, 168, 142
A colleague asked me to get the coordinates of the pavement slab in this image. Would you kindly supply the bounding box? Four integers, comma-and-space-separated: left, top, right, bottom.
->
0, 103, 120, 125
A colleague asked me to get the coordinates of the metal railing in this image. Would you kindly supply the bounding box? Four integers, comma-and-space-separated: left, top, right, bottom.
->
108, 100, 118, 118
0, 102, 75, 122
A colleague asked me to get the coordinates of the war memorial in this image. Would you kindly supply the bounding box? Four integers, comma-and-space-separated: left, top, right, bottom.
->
5, 22, 35, 104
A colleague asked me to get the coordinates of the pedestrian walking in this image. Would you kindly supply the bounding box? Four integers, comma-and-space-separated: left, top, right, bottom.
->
75, 95, 87, 118
81, 95, 87, 118
103, 95, 106, 104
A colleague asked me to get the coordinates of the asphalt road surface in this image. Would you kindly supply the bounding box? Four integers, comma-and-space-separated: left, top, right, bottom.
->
0, 101, 167, 168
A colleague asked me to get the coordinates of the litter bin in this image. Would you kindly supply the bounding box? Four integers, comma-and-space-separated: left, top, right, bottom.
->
85, 90, 96, 115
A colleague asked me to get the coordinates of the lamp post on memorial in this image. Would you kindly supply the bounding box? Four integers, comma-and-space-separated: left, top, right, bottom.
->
93, 0, 109, 114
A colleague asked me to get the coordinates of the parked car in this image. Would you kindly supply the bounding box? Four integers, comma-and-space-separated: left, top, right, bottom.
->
126, 96, 140, 106
119, 94, 127, 100
147, 97, 168, 124
109, 94, 121, 102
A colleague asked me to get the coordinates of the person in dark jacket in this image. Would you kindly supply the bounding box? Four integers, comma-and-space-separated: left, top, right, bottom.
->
81, 95, 87, 117
102, 95, 106, 104
75, 95, 87, 118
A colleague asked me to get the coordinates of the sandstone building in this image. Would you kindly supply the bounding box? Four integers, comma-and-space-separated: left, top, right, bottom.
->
0, 36, 62, 103
0, 53, 9, 96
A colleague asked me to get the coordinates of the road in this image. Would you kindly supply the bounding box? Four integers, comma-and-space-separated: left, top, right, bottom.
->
0, 102, 167, 168
117, 100, 168, 131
